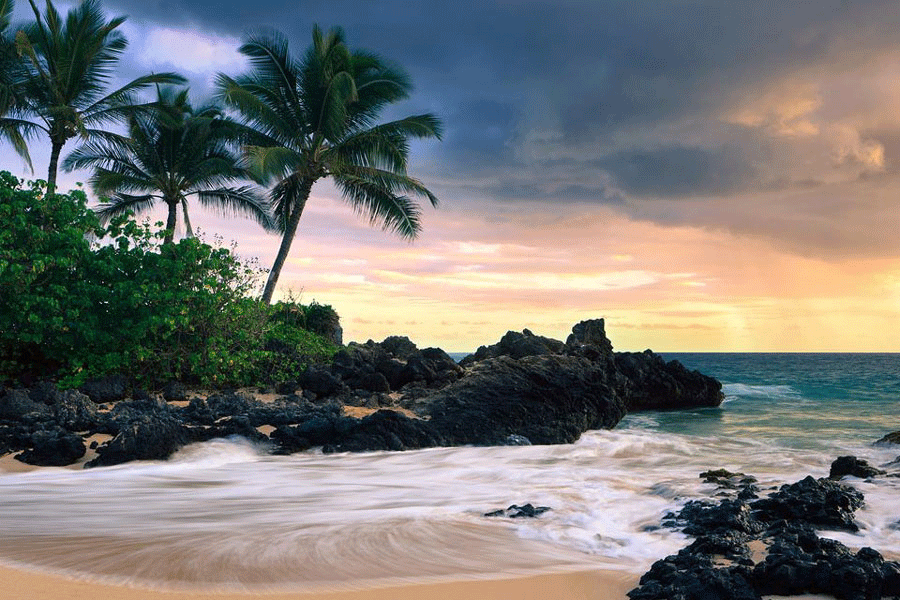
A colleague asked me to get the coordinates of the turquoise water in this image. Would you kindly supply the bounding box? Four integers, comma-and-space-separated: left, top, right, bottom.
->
650, 353, 900, 449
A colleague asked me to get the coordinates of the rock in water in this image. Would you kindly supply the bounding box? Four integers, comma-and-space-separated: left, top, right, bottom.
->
484, 503, 551, 518
86, 415, 195, 467
875, 431, 900, 445
750, 476, 864, 532
615, 350, 723, 410
425, 354, 627, 446
829, 455, 885, 480
629, 468, 900, 600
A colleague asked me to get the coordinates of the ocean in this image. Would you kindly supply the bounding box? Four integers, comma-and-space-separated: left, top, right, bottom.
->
0, 353, 897, 590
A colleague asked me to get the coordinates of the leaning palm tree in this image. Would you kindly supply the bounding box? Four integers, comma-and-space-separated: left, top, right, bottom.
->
3, 0, 184, 194
217, 26, 442, 304
64, 87, 272, 244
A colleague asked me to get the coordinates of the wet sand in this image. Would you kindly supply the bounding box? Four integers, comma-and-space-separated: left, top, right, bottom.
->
0, 564, 636, 600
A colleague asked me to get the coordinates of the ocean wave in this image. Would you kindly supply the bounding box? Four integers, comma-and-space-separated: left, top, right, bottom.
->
722, 383, 802, 401
0, 423, 895, 587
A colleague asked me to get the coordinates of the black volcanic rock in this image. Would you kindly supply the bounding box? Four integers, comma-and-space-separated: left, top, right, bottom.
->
750, 476, 864, 532
323, 409, 445, 453
380, 335, 418, 360
426, 354, 627, 446
86, 414, 196, 467
51, 389, 100, 431
484, 503, 552, 518
79, 374, 129, 403
830, 455, 886, 480
330, 342, 389, 391
300, 366, 345, 397
0, 388, 50, 420
615, 350, 723, 410
875, 431, 900, 445
398, 347, 463, 388
16, 427, 85, 466
162, 381, 187, 402
565, 318, 614, 356
630, 469, 897, 600
459, 329, 566, 366
0, 317, 728, 467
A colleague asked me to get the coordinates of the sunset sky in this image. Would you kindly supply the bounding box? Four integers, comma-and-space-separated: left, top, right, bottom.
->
5, 0, 900, 352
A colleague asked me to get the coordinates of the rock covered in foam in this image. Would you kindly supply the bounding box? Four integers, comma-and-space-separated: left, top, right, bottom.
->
630, 468, 900, 600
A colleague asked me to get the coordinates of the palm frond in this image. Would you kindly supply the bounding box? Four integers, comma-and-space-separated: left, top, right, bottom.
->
216, 74, 299, 144
94, 192, 158, 223
82, 73, 186, 124
334, 174, 421, 240
336, 164, 438, 207
0, 121, 35, 171
332, 114, 443, 173
194, 185, 275, 231
245, 144, 303, 182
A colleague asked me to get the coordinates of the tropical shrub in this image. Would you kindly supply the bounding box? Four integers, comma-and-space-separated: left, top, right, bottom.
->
0, 173, 338, 388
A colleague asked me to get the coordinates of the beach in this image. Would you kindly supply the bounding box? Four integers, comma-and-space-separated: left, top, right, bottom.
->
0, 564, 636, 600
0, 353, 897, 599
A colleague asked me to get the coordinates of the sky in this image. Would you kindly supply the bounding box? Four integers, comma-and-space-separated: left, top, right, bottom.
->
5, 0, 900, 352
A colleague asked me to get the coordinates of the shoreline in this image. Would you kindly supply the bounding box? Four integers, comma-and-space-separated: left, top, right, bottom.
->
0, 563, 637, 600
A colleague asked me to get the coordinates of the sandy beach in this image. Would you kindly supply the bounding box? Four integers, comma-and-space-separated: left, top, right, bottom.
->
0, 564, 636, 600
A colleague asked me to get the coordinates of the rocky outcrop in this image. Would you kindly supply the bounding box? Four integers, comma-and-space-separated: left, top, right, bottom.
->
326, 339, 463, 395
52, 389, 100, 431
630, 470, 900, 600
565, 318, 613, 355
615, 350, 723, 411
0, 388, 50, 420
751, 476, 864, 532
0, 318, 724, 467
459, 329, 566, 366
426, 354, 627, 445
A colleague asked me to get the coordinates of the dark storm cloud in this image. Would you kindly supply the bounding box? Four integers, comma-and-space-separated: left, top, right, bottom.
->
597, 145, 759, 198
90, 0, 900, 254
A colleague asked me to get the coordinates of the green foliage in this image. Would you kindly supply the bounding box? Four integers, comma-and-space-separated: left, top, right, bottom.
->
0, 172, 338, 388
270, 300, 340, 340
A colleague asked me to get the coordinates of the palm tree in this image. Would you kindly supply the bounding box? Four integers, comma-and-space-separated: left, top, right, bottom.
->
3, 0, 185, 194
0, 0, 30, 166
217, 26, 442, 304
64, 86, 272, 244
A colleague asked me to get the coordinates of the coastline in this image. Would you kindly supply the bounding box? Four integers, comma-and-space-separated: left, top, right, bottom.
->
0, 564, 637, 600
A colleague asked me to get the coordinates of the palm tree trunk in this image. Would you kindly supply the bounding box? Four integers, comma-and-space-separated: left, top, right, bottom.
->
164, 200, 178, 244
181, 198, 194, 238
47, 141, 62, 195
261, 178, 313, 304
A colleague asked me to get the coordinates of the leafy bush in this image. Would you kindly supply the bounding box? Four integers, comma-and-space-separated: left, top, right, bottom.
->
0, 173, 338, 388
270, 300, 341, 343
